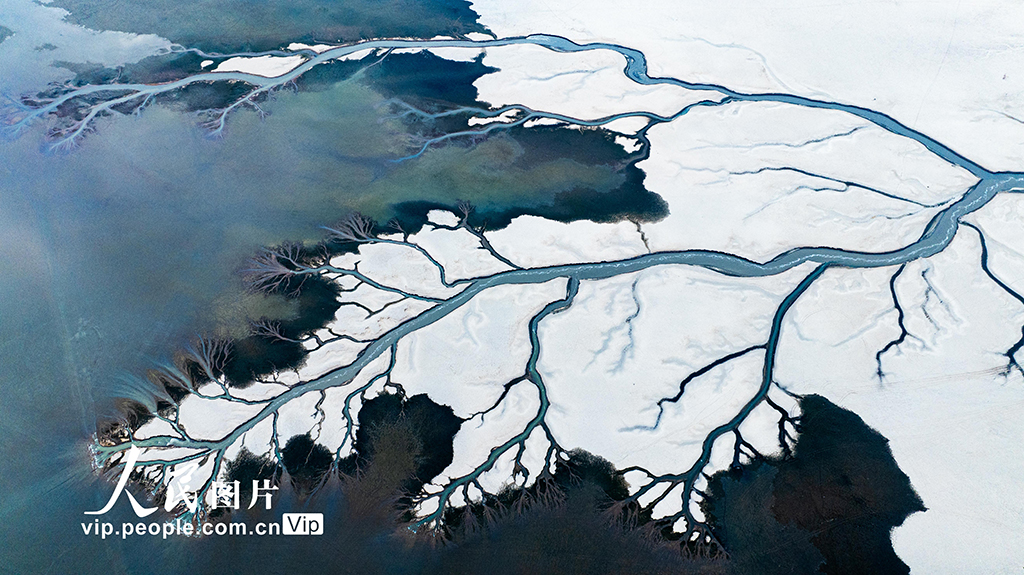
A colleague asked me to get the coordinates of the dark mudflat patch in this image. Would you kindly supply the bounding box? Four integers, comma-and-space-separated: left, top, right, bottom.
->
362, 53, 668, 230
282, 433, 335, 493
50, 0, 488, 53
189, 450, 726, 575
369, 50, 497, 112
702, 394, 926, 575
220, 334, 304, 388
436, 493, 724, 575
217, 448, 281, 518
293, 58, 367, 92
437, 449, 724, 575
350, 392, 463, 496
702, 460, 826, 574
151, 80, 256, 113
388, 161, 666, 233
56, 51, 215, 86
219, 275, 340, 388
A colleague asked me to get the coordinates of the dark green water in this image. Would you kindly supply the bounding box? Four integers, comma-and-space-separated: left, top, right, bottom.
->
50, 0, 488, 52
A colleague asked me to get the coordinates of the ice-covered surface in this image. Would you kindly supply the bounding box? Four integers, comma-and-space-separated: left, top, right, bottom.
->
392, 279, 567, 417
42, 4, 1022, 570
538, 264, 813, 479
176, 395, 266, 442
636, 101, 975, 259
470, 0, 1024, 172
286, 42, 338, 53
410, 224, 513, 280
487, 217, 646, 268
213, 55, 306, 77
431, 380, 540, 498
475, 44, 728, 120
774, 232, 1024, 572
